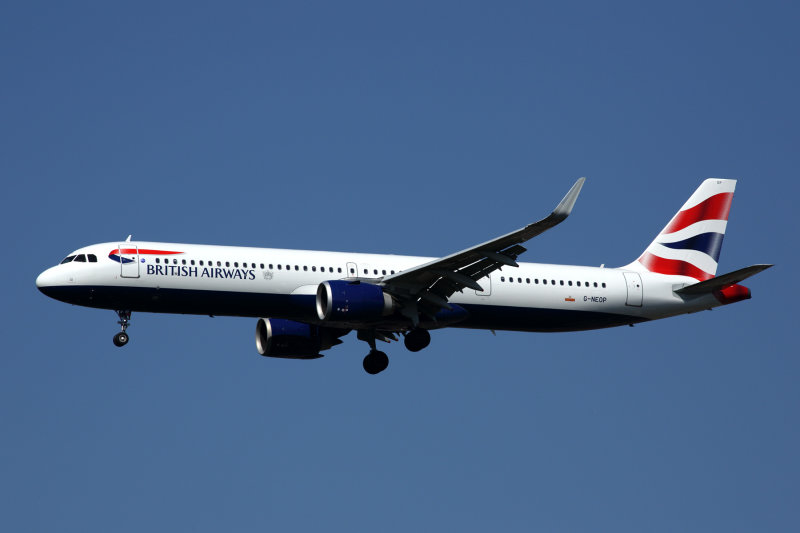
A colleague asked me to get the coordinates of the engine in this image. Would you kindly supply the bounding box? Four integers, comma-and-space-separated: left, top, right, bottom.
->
316, 280, 395, 322
255, 318, 343, 359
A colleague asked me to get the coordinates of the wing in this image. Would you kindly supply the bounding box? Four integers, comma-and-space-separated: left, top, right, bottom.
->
381, 178, 585, 325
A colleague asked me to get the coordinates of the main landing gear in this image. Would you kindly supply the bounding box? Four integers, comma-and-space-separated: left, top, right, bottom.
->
357, 330, 389, 375
357, 328, 432, 374
404, 328, 431, 352
113, 310, 131, 347
363, 350, 389, 375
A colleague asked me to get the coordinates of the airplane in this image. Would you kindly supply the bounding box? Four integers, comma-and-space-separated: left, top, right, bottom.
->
36, 178, 771, 374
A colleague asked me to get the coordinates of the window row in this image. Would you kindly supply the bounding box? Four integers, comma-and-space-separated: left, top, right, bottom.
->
152, 257, 351, 275
155, 257, 267, 269
500, 276, 607, 289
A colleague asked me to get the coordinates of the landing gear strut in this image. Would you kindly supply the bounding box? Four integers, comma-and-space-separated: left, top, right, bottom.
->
113, 310, 131, 347
357, 330, 389, 375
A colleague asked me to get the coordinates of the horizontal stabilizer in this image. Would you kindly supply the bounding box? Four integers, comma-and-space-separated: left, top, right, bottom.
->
674, 264, 773, 295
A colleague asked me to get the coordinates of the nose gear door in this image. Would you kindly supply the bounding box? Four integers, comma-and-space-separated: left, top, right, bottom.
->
119, 245, 140, 278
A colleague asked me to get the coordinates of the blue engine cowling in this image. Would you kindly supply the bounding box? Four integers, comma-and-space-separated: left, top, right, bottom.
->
316, 280, 395, 322
255, 318, 344, 359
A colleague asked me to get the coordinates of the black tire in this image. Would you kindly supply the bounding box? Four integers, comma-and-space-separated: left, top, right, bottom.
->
113, 332, 129, 347
404, 329, 431, 352
363, 350, 389, 374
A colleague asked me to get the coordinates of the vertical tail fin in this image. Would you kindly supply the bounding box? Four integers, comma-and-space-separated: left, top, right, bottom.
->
626, 179, 736, 280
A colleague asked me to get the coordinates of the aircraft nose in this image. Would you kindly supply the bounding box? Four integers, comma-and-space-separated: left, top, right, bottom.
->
36, 267, 58, 294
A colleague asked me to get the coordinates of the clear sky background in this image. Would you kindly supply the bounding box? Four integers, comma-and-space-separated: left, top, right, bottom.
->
2, 1, 798, 531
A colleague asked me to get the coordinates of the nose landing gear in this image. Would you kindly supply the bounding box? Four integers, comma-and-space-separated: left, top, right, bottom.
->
113, 310, 131, 347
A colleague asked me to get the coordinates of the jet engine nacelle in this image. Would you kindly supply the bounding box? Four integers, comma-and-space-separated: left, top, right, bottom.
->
255, 318, 343, 359
316, 280, 395, 322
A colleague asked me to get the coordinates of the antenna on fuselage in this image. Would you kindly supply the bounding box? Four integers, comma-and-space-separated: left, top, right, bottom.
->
125, 235, 132, 242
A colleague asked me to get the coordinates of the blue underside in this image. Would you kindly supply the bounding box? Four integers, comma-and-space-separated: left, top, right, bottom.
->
39, 285, 646, 332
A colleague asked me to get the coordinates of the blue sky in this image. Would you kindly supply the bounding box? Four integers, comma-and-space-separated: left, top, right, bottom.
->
2, 1, 798, 531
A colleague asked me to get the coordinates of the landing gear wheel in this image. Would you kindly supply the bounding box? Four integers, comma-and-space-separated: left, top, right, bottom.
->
404, 329, 431, 352
113, 310, 132, 347
113, 332, 129, 347
363, 350, 389, 375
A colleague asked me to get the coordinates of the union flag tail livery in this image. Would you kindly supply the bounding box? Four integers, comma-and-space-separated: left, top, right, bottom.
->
630, 179, 735, 281
36, 178, 771, 375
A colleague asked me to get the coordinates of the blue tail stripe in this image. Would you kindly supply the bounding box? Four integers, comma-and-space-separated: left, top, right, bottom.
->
660, 232, 725, 262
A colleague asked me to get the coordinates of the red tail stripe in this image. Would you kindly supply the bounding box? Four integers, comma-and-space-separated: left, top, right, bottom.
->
638, 252, 714, 281
662, 192, 733, 234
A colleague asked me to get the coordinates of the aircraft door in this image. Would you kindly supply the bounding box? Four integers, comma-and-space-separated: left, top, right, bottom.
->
119, 245, 140, 278
623, 272, 643, 307
475, 274, 492, 296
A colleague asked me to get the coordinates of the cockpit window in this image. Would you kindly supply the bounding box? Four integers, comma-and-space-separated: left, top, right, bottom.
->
74, 254, 87, 262
61, 255, 76, 264
88, 254, 97, 263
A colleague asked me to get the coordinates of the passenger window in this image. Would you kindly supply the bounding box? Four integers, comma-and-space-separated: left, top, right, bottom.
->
182, 259, 187, 265
391, 270, 395, 275
338, 268, 343, 273
517, 278, 522, 283
303, 266, 308, 271
88, 254, 97, 262
551, 280, 555, 285
225, 262, 230, 267
526, 278, 530, 284
576, 281, 580, 287
568, 281, 573, 286
509, 277, 513, 283
535, 279, 539, 284
75, 254, 86, 262
559, 280, 564, 286
594, 282, 598, 287
190, 260, 195, 266
294, 265, 299, 271
602, 282, 606, 288
543, 279, 547, 285
234, 262, 239, 267
364, 269, 368, 275
501, 277, 505, 282
61, 255, 76, 264
199, 260, 203, 266
373, 269, 378, 275
277, 265, 282, 270
156, 258, 161, 264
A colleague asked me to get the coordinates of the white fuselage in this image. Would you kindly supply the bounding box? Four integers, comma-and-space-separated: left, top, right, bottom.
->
36, 241, 722, 333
